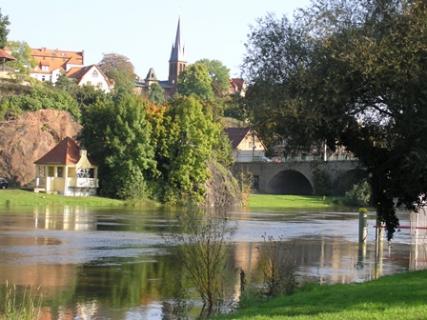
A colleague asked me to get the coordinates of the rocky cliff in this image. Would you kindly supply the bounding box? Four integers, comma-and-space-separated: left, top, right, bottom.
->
0, 110, 81, 186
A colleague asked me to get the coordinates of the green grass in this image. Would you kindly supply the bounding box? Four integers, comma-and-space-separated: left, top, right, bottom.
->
0, 189, 125, 207
218, 270, 427, 320
248, 194, 342, 210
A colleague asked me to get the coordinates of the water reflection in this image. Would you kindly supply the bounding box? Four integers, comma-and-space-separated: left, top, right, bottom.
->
34, 206, 97, 231
409, 210, 427, 271
0, 206, 426, 319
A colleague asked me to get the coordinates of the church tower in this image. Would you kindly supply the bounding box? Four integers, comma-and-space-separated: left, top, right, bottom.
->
168, 18, 187, 85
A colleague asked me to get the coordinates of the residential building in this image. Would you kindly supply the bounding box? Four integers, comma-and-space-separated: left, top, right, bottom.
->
30, 48, 84, 83
229, 78, 246, 97
34, 137, 99, 196
225, 127, 266, 162
66, 64, 113, 93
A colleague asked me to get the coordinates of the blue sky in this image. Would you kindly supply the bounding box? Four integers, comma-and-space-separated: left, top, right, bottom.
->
0, 0, 310, 79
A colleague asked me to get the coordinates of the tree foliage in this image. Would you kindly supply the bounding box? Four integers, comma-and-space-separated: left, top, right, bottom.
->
0, 9, 9, 49
0, 83, 80, 120
147, 82, 166, 105
155, 96, 226, 204
98, 53, 135, 92
5, 41, 35, 77
79, 92, 156, 199
177, 63, 214, 101
244, 0, 427, 238
195, 59, 230, 98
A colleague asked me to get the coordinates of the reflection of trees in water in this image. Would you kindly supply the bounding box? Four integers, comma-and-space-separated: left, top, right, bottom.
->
168, 209, 233, 318
259, 235, 297, 297
73, 255, 184, 308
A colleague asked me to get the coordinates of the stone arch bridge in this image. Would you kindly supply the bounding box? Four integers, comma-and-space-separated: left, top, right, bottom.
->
233, 160, 363, 195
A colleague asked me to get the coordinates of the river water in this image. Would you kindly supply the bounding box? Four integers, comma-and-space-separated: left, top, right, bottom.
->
0, 205, 426, 319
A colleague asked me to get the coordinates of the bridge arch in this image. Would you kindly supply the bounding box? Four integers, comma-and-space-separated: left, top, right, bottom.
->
268, 169, 313, 195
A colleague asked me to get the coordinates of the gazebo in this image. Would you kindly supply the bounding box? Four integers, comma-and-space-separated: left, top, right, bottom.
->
0, 48, 16, 71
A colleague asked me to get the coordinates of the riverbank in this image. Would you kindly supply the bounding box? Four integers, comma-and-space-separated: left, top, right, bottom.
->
0, 190, 346, 210
248, 194, 342, 210
0, 189, 159, 207
219, 270, 427, 320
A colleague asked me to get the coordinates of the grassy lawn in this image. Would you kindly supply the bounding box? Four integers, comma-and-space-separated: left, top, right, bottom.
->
218, 270, 427, 320
248, 194, 341, 210
0, 189, 124, 207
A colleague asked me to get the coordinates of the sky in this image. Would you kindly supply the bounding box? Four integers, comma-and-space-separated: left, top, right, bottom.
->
0, 0, 311, 80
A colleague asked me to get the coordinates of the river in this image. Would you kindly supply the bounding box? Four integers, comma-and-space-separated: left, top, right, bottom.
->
0, 205, 426, 319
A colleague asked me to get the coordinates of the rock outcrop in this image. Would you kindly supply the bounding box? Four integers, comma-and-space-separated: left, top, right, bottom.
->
0, 110, 81, 186
205, 161, 241, 208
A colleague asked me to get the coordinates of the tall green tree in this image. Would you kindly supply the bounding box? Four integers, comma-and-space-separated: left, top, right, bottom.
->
79, 93, 156, 199
244, 0, 427, 238
0, 9, 9, 49
195, 59, 230, 98
177, 63, 214, 101
156, 96, 218, 203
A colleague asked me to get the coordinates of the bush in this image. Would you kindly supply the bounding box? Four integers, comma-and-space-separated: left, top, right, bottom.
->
343, 180, 371, 207
0, 84, 80, 120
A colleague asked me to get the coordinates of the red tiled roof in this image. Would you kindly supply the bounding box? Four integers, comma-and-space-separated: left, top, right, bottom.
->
31, 48, 84, 73
0, 49, 16, 61
224, 127, 251, 149
34, 137, 81, 165
65, 65, 91, 82
229, 78, 245, 94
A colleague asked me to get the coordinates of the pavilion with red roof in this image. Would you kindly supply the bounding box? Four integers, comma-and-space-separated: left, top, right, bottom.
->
34, 137, 98, 196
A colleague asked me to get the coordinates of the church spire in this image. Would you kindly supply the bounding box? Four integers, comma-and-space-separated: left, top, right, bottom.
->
169, 18, 185, 62
168, 18, 187, 87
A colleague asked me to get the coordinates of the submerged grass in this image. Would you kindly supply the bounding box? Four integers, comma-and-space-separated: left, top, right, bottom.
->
248, 194, 342, 210
218, 270, 427, 320
0, 282, 41, 320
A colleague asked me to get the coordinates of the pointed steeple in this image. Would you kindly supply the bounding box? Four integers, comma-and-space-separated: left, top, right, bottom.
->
169, 18, 185, 62
145, 67, 158, 81
168, 18, 187, 87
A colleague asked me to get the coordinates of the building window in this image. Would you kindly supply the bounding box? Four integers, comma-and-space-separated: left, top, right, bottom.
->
38, 166, 46, 177
57, 167, 64, 178
92, 70, 98, 77
41, 75, 46, 81
48, 167, 55, 177
41, 66, 49, 71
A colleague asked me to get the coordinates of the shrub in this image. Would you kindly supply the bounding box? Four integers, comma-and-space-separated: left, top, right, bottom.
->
343, 180, 371, 207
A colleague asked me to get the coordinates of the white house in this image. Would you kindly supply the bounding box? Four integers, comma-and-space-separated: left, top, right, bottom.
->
225, 127, 266, 162
66, 65, 113, 93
